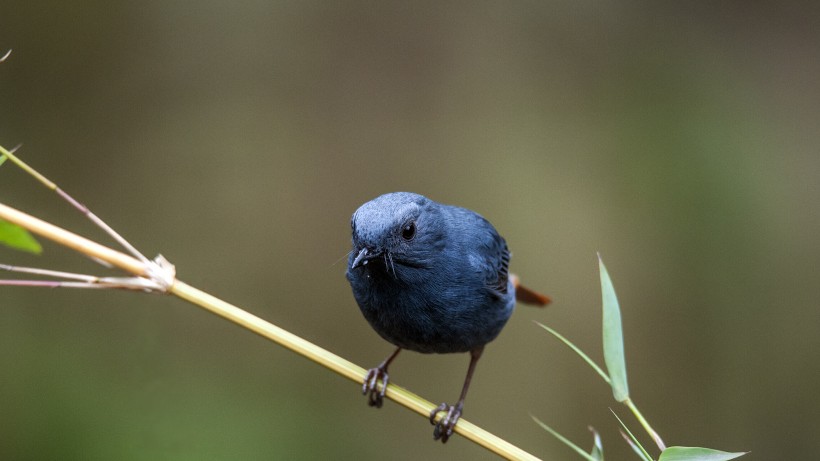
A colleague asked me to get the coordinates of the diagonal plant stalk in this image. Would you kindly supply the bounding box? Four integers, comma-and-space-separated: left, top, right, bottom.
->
0, 144, 152, 265
624, 398, 665, 452
0, 145, 542, 461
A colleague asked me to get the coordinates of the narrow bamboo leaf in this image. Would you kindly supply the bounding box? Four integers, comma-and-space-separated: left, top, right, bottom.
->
658, 446, 748, 461
0, 154, 7, 167
532, 415, 598, 461
536, 322, 611, 385
0, 219, 42, 254
611, 409, 652, 461
599, 254, 629, 401
589, 426, 604, 460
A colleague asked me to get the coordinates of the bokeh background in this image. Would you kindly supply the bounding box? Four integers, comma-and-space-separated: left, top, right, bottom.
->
1, 2, 818, 460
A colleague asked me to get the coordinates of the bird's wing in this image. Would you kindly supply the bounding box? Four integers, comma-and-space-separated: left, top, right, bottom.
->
490, 237, 511, 295
449, 206, 550, 307
481, 230, 551, 306
451, 207, 511, 296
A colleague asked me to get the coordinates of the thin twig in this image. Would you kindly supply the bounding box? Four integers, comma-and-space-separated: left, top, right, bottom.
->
0, 263, 172, 291
0, 263, 99, 282
0, 144, 152, 265
0, 280, 110, 288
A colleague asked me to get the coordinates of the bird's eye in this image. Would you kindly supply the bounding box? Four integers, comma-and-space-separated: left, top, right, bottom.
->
401, 222, 416, 240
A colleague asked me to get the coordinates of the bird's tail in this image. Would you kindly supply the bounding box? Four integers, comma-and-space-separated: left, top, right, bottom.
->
510, 273, 551, 307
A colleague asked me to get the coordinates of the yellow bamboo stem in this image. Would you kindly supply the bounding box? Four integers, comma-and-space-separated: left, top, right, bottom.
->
0, 200, 542, 460
0, 202, 146, 275
170, 280, 541, 460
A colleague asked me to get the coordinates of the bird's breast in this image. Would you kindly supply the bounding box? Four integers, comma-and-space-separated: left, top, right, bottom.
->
348, 268, 515, 354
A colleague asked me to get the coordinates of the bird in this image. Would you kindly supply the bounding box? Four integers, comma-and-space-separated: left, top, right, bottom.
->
346, 192, 550, 443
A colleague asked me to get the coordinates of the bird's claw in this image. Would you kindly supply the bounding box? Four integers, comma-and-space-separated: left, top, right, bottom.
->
363, 366, 389, 408
429, 402, 463, 443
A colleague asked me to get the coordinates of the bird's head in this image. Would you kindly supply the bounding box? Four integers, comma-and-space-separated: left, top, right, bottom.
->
347, 192, 443, 278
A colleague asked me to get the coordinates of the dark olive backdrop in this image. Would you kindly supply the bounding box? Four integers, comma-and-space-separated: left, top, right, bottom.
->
1, 2, 818, 460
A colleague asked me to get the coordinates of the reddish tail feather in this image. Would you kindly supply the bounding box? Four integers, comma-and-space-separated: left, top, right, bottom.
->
510, 273, 551, 306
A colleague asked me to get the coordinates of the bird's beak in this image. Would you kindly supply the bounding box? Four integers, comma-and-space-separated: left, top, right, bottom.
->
351, 247, 376, 269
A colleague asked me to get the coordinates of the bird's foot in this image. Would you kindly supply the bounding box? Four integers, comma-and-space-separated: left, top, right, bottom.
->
363, 365, 389, 408
429, 402, 463, 443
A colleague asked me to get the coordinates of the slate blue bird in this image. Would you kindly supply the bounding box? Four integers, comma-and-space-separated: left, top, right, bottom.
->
346, 192, 550, 442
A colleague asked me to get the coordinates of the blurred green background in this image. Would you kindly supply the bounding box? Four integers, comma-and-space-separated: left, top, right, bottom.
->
1, 2, 818, 460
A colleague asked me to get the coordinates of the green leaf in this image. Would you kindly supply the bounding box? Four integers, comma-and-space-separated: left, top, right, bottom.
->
0, 153, 7, 167
611, 409, 652, 461
532, 415, 598, 461
589, 426, 604, 460
658, 446, 748, 461
0, 219, 42, 254
599, 254, 629, 402
536, 322, 611, 385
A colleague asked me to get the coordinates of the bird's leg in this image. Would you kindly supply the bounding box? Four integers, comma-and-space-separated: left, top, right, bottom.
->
363, 347, 401, 408
429, 346, 484, 443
